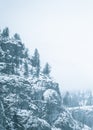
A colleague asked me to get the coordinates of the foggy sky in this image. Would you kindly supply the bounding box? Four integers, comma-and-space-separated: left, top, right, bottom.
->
0, 0, 93, 90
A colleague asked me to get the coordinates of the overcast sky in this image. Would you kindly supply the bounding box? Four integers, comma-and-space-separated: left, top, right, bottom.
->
0, 0, 93, 90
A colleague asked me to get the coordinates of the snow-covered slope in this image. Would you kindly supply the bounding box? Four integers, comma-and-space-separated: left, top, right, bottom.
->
0, 28, 91, 130
69, 106, 93, 128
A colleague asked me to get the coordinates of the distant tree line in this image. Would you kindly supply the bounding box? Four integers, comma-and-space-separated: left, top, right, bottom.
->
63, 90, 93, 107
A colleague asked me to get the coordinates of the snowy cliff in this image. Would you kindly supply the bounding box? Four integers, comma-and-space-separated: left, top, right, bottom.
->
0, 28, 90, 130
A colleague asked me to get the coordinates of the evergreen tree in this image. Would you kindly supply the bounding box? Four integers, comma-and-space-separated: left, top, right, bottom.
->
31, 48, 40, 77
36, 66, 40, 77
31, 48, 40, 67
86, 91, 93, 106
14, 33, 21, 41
4, 50, 11, 63
24, 60, 28, 77
2, 27, 9, 37
63, 91, 71, 107
10, 56, 15, 75
24, 48, 29, 58
15, 57, 20, 75
14, 47, 20, 74
42, 63, 51, 76
11, 62, 15, 74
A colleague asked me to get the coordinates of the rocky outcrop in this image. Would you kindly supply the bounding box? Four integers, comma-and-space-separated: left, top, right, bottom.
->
0, 74, 61, 129
0, 28, 90, 130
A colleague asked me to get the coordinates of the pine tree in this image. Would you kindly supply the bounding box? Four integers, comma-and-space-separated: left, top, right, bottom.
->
63, 91, 71, 107
24, 48, 29, 58
24, 60, 28, 77
42, 63, 51, 76
31, 48, 40, 77
14, 33, 21, 41
1, 27, 9, 37
86, 91, 93, 105
31, 49, 40, 67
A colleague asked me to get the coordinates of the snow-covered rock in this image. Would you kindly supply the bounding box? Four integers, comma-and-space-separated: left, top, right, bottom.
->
0, 28, 90, 130
69, 106, 93, 128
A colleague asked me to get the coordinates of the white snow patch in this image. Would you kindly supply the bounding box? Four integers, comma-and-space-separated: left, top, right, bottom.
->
43, 89, 59, 104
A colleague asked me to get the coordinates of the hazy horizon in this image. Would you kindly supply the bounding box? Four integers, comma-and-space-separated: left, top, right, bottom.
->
0, 0, 93, 90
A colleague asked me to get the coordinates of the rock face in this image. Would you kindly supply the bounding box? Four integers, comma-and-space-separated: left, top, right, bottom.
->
0, 28, 90, 130
0, 75, 59, 130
